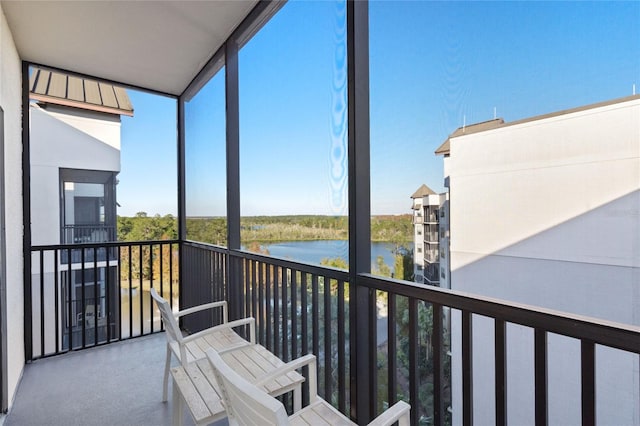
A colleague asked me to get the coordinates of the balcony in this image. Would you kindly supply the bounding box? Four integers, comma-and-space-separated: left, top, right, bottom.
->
3, 2, 640, 425
62, 224, 117, 245
424, 250, 440, 264
5, 334, 182, 426
424, 232, 440, 243
424, 215, 438, 224
22, 240, 640, 426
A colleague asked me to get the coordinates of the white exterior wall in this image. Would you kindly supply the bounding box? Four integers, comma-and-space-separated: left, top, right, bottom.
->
43, 105, 121, 150
0, 3, 25, 409
448, 99, 640, 425
29, 105, 120, 246
438, 192, 449, 289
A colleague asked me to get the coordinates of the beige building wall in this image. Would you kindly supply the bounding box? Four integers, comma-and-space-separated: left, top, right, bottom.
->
446, 97, 640, 425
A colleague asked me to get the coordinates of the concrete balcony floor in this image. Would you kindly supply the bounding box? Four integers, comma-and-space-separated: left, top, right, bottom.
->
4, 333, 226, 426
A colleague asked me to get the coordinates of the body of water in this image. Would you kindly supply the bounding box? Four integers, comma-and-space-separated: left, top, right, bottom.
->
256, 240, 404, 275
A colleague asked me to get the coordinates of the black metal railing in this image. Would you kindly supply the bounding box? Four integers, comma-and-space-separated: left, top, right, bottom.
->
180, 241, 640, 426
28, 239, 179, 360
181, 242, 228, 331
181, 241, 351, 413
61, 224, 117, 244
424, 249, 439, 263
424, 232, 439, 243
29, 239, 640, 424
422, 263, 440, 285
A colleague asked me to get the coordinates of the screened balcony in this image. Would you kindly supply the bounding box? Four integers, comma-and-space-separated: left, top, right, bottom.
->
3, 1, 640, 426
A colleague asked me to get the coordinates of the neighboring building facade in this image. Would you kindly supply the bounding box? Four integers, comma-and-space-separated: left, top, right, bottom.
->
411, 184, 437, 285
411, 184, 450, 289
436, 96, 640, 425
29, 67, 133, 354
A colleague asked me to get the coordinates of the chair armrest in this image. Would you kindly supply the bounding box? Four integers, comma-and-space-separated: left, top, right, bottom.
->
254, 354, 317, 401
367, 401, 411, 426
175, 300, 228, 323
181, 317, 256, 345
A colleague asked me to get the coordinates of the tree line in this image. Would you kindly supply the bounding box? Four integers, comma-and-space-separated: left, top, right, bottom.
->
117, 213, 413, 245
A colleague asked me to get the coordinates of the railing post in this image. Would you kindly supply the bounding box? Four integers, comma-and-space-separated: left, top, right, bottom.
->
433, 303, 444, 426
495, 319, 507, 426
462, 310, 473, 426
581, 339, 595, 426
534, 329, 548, 426
409, 299, 419, 426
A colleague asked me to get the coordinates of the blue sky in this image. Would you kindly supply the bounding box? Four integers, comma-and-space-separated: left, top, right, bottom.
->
119, 92, 177, 216
118, 0, 640, 217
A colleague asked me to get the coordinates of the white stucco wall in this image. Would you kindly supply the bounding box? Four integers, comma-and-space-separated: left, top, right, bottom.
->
29, 105, 120, 246
0, 2, 25, 409
42, 105, 121, 150
447, 98, 640, 425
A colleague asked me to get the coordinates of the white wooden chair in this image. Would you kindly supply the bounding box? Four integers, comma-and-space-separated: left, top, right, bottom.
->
207, 348, 411, 426
150, 288, 256, 402
77, 304, 96, 327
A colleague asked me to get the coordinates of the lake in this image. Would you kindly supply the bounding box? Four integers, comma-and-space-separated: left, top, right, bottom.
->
255, 240, 403, 275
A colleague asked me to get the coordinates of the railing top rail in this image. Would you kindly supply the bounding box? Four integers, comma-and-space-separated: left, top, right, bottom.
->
31, 239, 180, 251
61, 224, 116, 228
183, 240, 351, 281
359, 273, 640, 354
183, 240, 227, 253
231, 248, 351, 281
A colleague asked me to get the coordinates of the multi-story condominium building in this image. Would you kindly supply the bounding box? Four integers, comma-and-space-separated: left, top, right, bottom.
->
29, 67, 133, 353
436, 95, 640, 425
410, 184, 450, 288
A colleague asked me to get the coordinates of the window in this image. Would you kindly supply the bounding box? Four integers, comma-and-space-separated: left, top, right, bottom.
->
60, 169, 116, 244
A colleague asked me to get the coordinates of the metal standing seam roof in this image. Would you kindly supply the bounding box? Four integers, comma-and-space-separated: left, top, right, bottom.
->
433, 94, 640, 156
29, 67, 134, 116
411, 184, 437, 199
434, 118, 505, 156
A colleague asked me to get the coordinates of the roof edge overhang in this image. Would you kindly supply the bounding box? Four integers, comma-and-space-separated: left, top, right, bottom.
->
30, 93, 134, 117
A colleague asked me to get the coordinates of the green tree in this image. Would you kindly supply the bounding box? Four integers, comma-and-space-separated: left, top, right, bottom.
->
372, 255, 391, 278
117, 212, 177, 242
320, 257, 348, 270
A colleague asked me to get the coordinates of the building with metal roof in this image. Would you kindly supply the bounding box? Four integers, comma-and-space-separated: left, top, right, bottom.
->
29, 67, 133, 117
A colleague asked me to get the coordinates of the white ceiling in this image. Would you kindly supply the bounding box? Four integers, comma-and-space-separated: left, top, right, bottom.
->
2, 1, 258, 96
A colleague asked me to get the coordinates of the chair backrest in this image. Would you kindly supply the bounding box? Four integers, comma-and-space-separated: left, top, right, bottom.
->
85, 304, 95, 318
150, 288, 183, 346
207, 348, 290, 426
